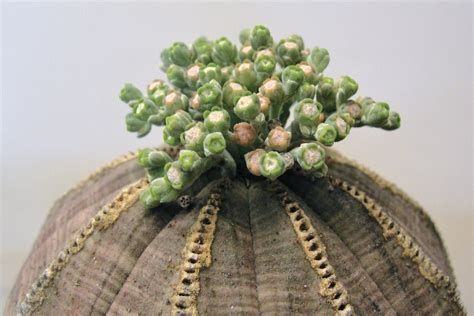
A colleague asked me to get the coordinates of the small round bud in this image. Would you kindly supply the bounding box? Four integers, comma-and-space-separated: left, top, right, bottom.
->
163, 90, 188, 115
291, 143, 326, 171
315, 123, 337, 146
178, 149, 202, 172
233, 122, 256, 147
212, 37, 237, 66
147, 80, 169, 106
265, 126, 292, 151
296, 82, 316, 101
168, 42, 194, 67
192, 36, 213, 64
287, 34, 305, 51
138, 149, 172, 169
335, 76, 358, 106
326, 112, 353, 141
162, 127, 180, 146
197, 80, 222, 112
190, 93, 201, 110
164, 110, 193, 138
339, 100, 362, 121
125, 113, 146, 133
308, 47, 330, 73
259, 78, 285, 105
134, 98, 158, 121
250, 25, 274, 50
257, 93, 271, 114
160, 48, 172, 71
239, 45, 255, 62
254, 51, 276, 75
204, 108, 231, 133
294, 98, 323, 138
166, 64, 187, 89
120, 83, 143, 103
244, 149, 266, 176
276, 40, 303, 67
181, 122, 208, 151
382, 111, 401, 130
234, 61, 259, 91
234, 94, 261, 121
223, 81, 248, 109
203, 132, 226, 156
185, 64, 203, 90
239, 28, 251, 45
141, 177, 179, 208
259, 151, 286, 180
361, 102, 390, 127
221, 66, 233, 83
316, 76, 336, 113
164, 162, 188, 190
199, 63, 223, 85
281, 65, 305, 95
298, 62, 320, 85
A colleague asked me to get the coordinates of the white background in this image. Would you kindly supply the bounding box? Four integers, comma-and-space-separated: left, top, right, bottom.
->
1, 1, 473, 312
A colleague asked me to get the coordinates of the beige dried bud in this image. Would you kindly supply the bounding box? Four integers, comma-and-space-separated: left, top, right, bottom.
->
265, 126, 292, 151
244, 149, 266, 176
257, 93, 271, 114
233, 122, 257, 147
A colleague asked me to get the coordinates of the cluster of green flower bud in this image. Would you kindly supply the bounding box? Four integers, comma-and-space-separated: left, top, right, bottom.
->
119, 25, 401, 209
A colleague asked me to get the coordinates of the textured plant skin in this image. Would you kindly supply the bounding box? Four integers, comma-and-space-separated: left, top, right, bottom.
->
5, 147, 465, 315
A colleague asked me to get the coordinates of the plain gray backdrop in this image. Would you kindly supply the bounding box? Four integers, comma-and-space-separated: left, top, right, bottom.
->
1, 1, 473, 312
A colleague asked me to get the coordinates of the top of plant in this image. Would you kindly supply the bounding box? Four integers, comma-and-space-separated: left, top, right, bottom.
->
119, 25, 400, 209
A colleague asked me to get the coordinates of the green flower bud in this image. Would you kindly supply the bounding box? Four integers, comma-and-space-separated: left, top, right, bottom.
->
221, 66, 233, 83
239, 28, 251, 45
254, 49, 276, 74
265, 126, 292, 151
150, 177, 180, 203
137, 148, 172, 169
315, 123, 337, 146
168, 42, 194, 67
181, 121, 208, 151
140, 188, 160, 209
382, 111, 401, 130
163, 91, 188, 115
298, 62, 320, 85
281, 65, 305, 95
238, 45, 255, 62
234, 93, 261, 121
178, 149, 202, 172
203, 132, 226, 156
339, 100, 363, 121
197, 80, 222, 112
164, 162, 189, 190
259, 151, 286, 180
250, 25, 273, 50
308, 47, 330, 74
185, 64, 203, 90
234, 61, 259, 91
244, 149, 266, 176
204, 108, 231, 133
291, 142, 326, 171
166, 64, 187, 89
287, 34, 305, 51
335, 76, 358, 106
296, 82, 316, 101
361, 102, 390, 127
125, 113, 147, 133
294, 98, 323, 138
160, 48, 172, 71
162, 127, 180, 146
165, 110, 193, 138
316, 76, 336, 113
120, 83, 143, 103
222, 81, 248, 109
134, 98, 159, 121
212, 37, 237, 66
326, 112, 353, 141
259, 77, 285, 105
199, 63, 223, 85
193, 36, 213, 64
276, 40, 303, 67
147, 80, 169, 106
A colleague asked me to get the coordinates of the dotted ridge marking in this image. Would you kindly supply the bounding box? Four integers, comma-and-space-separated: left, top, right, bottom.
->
330, 177, 465, 313
17, 178, 148, 316
271, 182, 355, 316
171, 191, 222, 316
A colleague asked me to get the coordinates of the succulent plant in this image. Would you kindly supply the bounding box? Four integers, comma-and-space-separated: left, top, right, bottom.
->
6, 25, 464, 315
